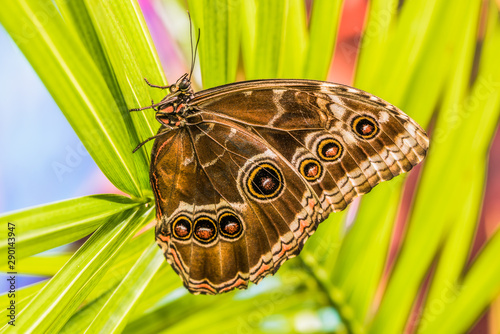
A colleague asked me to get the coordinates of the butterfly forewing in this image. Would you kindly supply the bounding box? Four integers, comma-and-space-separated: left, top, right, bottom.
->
149, 79, 429, 294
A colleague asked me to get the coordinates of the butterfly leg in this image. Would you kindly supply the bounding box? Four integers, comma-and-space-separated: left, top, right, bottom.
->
152, 99, 159, 111
144, 78, 170, 90
129, 100, 163, 112
132, 129, 172, 153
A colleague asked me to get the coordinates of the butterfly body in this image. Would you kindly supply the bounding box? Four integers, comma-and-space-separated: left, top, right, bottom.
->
137, 78, 429, 295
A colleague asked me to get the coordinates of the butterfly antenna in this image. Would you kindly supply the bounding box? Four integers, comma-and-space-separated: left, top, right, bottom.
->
187, 11, 195, 74
189, 29, 200, 81
187, 11, 200, 82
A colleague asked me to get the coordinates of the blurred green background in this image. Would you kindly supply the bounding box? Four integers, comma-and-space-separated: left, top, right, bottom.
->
0, 0, 499, 333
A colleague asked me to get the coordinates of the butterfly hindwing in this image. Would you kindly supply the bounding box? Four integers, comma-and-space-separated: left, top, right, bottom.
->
153, 119, 327, 294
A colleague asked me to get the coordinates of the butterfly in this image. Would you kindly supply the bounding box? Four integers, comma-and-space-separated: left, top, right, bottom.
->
130, 72, 429, 295
131, 16, 428, 295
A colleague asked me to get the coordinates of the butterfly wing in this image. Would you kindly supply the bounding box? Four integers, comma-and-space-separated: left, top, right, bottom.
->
152, 120, 325, 294
153, 79, 429, 294
189, 79, 428, 212
190, 80, 428, 159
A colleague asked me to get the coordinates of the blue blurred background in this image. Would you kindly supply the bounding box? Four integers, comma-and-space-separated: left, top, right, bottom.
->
0, 27, 113, 214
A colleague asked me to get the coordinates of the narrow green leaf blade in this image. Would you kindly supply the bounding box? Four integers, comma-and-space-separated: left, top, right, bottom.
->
419, 7, 500, 332
419, 228, 500, 334
243, 0, 288, 79
278, 0, 307, 78
303, 0, 343, 79
54, 0, 125, 107
355, 0, 398, 89
0, 0, 146, 197
369, 1, 491, 333
7, 206, 154, 334
333, 180, 403, 321
85, 243, 164, 333
240, 0, 257, 79
0, 254, 73, 276
188, 0, 241, 88
82, 0, 168, 174
0, 281, 47, 322
58, 229, 162, 333
0, 194, 142, 260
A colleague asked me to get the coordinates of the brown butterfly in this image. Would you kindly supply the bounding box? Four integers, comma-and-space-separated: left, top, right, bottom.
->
131, 72, 429, 295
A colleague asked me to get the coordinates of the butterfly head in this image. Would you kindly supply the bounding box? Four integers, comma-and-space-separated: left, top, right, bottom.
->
169, 73, 193, 96
168, 17, 199, 97
177, 74, 191, 91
